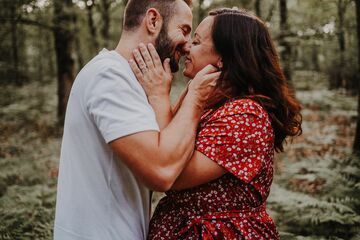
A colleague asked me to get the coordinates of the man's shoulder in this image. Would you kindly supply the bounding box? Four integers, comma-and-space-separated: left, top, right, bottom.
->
78, 50, 135, 86
90, 50, 130, 74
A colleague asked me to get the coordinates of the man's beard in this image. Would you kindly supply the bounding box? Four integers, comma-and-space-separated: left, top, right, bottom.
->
155, 25, 179, 73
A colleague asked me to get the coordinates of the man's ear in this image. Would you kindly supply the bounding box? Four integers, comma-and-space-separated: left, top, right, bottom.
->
145, 8, 162, 35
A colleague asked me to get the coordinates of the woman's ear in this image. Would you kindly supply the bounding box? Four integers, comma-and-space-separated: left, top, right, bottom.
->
145, 8, 162, 35
216, 58, 223, 69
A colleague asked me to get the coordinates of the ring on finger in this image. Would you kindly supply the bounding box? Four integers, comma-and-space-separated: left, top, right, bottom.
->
140, 66, 148, 73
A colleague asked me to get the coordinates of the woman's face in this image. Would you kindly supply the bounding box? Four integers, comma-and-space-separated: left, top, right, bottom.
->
183, 16, 221, 79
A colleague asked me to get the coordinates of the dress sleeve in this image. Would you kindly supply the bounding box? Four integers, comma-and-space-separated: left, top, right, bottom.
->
195, 100, 271, 183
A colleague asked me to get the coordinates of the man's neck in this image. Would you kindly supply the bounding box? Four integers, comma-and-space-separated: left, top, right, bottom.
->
115, 30, 153, 61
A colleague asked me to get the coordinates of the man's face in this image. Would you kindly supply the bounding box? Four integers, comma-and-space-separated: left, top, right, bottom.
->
155, 0, 192, 72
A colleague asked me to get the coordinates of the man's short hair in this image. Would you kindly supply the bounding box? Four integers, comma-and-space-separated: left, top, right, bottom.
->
124, 0, 192, 31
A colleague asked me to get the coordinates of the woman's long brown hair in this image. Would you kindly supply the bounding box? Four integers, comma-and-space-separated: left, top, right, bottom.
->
208, 8, 302, 152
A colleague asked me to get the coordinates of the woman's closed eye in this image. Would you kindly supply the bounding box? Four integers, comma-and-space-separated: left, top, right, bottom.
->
191, 40, 200, 45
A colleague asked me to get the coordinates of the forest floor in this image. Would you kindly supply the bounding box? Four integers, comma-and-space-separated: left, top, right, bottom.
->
0, 70, 358, 240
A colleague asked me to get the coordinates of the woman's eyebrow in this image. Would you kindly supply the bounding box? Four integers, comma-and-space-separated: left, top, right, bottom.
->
194, 33, 201, 39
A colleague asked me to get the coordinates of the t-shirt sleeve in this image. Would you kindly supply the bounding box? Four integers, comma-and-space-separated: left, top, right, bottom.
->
86, 66, 159, 143
195, 102, 268, 183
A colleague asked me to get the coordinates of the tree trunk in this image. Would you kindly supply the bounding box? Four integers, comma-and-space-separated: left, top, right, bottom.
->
333, 0, 346, 89
85, 0, 99, 53
100, 0, 112, 48
10, 2, 19, 83
255, 0, 261, 18
75, 32, 84, 70
265, 2, 276, 22
37, 26, 44, 82
198, 0, 205, 26
279, 0, 292, 81
354, 0, 360, 155
311, 44, 320, 71
73, 13, 84, 69
46, 30, 56, 79
53, 0, 76, 124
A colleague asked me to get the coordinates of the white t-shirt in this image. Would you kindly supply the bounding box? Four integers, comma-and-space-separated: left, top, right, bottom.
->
54, 49, 159, 240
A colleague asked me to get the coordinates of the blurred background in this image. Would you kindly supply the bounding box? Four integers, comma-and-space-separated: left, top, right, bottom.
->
0, 0, 359, 239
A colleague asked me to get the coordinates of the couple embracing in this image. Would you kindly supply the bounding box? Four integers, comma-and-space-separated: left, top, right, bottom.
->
54, 0, 302, 239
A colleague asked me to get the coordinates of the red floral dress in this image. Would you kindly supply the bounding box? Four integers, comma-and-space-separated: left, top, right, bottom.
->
148, 98, 280, 240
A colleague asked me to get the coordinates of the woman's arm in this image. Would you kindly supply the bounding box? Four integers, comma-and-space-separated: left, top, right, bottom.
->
171, 150, 227, 190
147, 94, 173, 130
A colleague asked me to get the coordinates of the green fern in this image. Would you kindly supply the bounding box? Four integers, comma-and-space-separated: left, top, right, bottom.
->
269, 154, 360, 238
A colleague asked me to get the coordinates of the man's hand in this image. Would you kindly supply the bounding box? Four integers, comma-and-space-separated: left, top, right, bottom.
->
129, 43, 173, 101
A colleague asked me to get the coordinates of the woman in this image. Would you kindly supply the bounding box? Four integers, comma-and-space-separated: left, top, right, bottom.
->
130, 8, 302, 240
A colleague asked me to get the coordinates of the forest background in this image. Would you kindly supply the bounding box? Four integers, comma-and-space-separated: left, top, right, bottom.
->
0, 0, 360, 239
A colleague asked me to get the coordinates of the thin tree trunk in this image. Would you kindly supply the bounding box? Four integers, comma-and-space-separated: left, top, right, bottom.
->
85, 0, 99, 53
353, 0, 360, 155
10, 3, 18, 83
53, 0, 76, 124
255, 0, 261, 18
198, 0, 205, 26
279, 0, 292, 81
311, 44, 320, 71
100, 0, 112, 48
73, 13, 84, 69
75, 32, 84, 69
46, 30, 56, 79
265, 2, 276, 22
335, 0, 346, 89
37, 26, 44, 82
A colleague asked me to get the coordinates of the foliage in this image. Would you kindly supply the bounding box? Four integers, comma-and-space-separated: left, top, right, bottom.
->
269, 155, 360, 239
266, 71, 359, 239
0, 80, 60, 240
0, 185, 56, 240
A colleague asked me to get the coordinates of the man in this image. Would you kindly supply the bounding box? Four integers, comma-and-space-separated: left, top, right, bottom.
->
54, 0, 218, 239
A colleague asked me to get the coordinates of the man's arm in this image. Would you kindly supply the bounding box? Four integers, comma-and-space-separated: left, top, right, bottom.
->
110, 94, 202, 192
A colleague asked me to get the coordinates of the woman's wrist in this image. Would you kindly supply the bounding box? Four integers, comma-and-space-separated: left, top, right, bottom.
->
181, 93, 205, 119
147, 94, 172, 130
147, 94, 171, 105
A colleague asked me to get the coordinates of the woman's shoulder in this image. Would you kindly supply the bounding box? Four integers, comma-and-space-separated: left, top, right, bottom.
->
212, 97, 267, 119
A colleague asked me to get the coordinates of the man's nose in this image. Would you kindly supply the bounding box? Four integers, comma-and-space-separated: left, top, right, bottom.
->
182, 42, 191, 54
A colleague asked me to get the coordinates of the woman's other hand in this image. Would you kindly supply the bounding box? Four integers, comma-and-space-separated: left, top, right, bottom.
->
129, 43, 173, 101
187, 64, 221, 110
